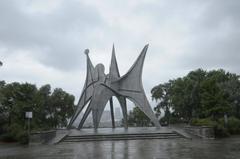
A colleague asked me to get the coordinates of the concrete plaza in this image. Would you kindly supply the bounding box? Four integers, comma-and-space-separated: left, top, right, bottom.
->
0, 134, 240, 159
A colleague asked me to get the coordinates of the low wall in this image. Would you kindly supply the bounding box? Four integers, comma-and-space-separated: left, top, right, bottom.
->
30, 130, 56, 145
184, 126, 215, 139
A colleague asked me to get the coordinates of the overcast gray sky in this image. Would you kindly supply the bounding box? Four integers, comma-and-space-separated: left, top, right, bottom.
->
1, 0, 240, 107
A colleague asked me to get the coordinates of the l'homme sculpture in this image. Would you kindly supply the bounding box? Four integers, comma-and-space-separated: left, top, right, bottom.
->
68, 45, 160, 129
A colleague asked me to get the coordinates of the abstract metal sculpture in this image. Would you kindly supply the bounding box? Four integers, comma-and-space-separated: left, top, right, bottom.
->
68, 45, 160, 129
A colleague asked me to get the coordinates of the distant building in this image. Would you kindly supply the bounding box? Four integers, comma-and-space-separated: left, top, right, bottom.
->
101, 110, 111, 122
114, 107, 122, 120
76, 109, 124, 128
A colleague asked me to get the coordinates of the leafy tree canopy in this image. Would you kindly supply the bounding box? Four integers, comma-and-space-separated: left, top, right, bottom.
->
0, 81, 75, 142
151, 69, 240, 122
127, 107, 152, 127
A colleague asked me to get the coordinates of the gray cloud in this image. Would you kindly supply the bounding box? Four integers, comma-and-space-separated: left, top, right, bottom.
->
1, 0, 240, 105
0, 0, 103, 70
178, 0, 240, 73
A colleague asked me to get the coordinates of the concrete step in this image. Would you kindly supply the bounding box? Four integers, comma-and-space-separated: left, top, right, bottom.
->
61, 132, 184, 143
65, 134, 180, 139
64, 134, 181, 140
62, 136, 183, 142
67, 132, 178, 137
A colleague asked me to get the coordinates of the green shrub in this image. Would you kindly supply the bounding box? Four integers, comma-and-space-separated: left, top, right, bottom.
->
214, 123, 230, 137
226, 117, 240, 134
169, 117, 185, 124
16, 130, 29, 144
159, 116, 187, 125
0, 133, 16, 142
190, 118, 217, 126
190, 118, 229, 138
1, 123, 29, 144
190, 117, 240, 137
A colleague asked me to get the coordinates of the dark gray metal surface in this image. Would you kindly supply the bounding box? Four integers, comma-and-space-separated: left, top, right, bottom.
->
68, 45, 160, 129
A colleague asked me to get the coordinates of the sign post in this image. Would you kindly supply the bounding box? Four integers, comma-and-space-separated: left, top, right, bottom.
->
224, 114, 228, 127
25, 112, 33, 140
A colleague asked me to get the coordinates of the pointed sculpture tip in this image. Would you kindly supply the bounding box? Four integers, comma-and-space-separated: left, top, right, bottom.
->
84, 49, 89, 55
112, 43, 115, 50
112, 44, 115, 54
143, 44, 149, 52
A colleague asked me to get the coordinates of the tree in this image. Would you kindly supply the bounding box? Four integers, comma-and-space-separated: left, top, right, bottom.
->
32, 84, 52, 129
151, 68, 240, 123
220, 76, 240, 118
0, 81, 6, 133
0, 82, 38, 142
170, 69, 206, 120
48, 88, 75, 128
151, 82, 172, 122
0, 81, 75, 143
199, 69, 236, 119
127, 107, 152, 126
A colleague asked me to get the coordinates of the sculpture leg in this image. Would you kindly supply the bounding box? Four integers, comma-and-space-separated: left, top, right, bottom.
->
117, 96, 128, 129
68, 98, 91, 129
78, 104, 92, 129
91, 88, 114, 129
127, 94, 161, 128
109, 97, 115, 128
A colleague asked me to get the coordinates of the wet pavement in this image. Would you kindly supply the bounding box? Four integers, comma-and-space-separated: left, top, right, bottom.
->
1, 136, 240, 159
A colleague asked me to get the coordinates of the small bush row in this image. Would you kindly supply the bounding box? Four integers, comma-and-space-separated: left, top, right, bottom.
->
190, 117, 240, 137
